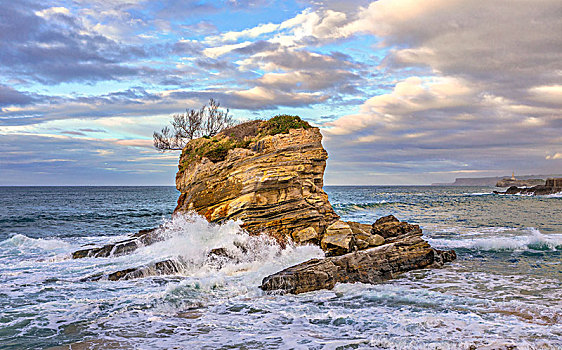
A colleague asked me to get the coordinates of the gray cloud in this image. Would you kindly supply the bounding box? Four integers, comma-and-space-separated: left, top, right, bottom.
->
0, 85, 37, 107
0, 133, 178, 185
0, 1, 150, 84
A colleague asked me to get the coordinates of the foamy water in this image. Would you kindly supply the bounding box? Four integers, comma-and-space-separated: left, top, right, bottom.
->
0, 186, 561, 349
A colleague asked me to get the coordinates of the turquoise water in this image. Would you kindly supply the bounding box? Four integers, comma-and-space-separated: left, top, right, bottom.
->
0, 186, 560, 349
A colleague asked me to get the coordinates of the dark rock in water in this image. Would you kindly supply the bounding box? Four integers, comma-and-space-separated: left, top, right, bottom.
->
84, 259, 182, 281
260, 222, 456, 294
493, 178, 562, 196
72, 228, 160, 259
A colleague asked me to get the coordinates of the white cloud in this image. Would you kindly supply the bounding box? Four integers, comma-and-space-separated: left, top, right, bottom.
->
35, 7, 71, 18
529, 85, 562, 106
203, 41, 253, 58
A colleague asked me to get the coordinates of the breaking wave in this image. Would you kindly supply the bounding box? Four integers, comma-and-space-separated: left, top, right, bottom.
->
428, 227, 562, 252
104, 213, 324, 283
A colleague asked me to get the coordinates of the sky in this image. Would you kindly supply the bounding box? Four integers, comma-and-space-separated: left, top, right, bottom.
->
0, 0, 561, 186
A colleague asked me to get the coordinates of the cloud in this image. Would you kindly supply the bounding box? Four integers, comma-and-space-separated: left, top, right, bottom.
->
0, 1, 149, 84
343, 0, 562, 97
322, 73, 562, 184
203, 41, 253, 58
1, 0, 560, 185
61, 130, 86, 136
313, 0, 562, 183
0, 132, 178, 185
0, 85, 37, 107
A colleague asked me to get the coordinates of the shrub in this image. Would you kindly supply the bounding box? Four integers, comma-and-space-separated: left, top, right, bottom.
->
258, 115, 310, 136
179, 115, 311, 171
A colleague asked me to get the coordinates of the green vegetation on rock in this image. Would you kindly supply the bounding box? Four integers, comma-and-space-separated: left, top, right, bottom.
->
179, 115, 311, 171
258, 115, 310, 136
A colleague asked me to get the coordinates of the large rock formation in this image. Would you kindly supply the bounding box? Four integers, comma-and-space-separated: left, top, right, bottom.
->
72, 115, 455, 290
174, 117, 339, 243
493, 178, 562, 195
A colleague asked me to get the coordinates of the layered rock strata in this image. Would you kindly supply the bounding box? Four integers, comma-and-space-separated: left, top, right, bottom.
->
260, 215, 456, 294
174, 125, 339, 243
493, 178, 562, 195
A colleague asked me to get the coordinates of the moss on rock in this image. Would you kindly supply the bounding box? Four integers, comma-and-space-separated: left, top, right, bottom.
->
179, 115, 311, 171
258, 115, 310, 136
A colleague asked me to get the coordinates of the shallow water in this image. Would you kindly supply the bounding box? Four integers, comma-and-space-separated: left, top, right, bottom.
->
0, 186, 560, 349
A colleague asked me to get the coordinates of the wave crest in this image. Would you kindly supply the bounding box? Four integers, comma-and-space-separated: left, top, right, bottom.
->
429, 227, 562, 252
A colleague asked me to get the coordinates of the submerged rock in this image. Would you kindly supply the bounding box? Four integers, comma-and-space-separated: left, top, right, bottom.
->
261, 223, 456, 294
84, 259, 182, 281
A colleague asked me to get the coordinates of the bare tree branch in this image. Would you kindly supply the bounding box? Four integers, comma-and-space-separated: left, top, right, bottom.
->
153, 99, 235, 152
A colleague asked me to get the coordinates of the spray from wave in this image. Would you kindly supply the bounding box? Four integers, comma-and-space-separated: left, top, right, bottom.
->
93, 213, 324, 285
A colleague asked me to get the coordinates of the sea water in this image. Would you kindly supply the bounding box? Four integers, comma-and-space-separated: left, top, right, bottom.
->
0, 186, 560, 349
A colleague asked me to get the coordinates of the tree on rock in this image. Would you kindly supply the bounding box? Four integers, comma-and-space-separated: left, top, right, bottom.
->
153, 99, 234, 151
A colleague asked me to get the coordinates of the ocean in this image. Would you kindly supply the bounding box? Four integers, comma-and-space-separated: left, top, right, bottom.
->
0, 186, 560, 349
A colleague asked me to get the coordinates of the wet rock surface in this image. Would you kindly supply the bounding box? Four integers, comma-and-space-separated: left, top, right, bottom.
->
174, 125, 339, 243
261, 218, 456, 294
72, 228, 160, 259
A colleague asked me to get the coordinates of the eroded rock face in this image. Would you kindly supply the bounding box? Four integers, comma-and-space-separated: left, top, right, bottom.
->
261, 223, 456, 294
175, 127, 339, 242
320, 220, 355, 256
371, 215, 421, 238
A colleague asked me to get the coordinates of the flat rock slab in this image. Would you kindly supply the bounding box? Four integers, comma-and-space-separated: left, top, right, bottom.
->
260, 232, 456, 294
72, 227, 160, 259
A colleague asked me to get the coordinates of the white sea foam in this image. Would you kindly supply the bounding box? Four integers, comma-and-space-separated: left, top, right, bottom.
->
428, 227, 562, 251
0, 234, 76, 262
120, 213, 324, 283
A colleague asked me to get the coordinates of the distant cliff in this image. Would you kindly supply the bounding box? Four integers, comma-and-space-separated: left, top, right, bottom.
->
433, 174, 560, 186
495, 178, 545, 187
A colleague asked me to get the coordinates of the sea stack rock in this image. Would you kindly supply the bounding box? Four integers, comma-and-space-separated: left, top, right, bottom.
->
72, 115, 456, 288
174, 116, 339, 243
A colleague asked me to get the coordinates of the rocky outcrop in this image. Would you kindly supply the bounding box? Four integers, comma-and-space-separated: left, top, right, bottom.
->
71, 116, 455, 290
174, 118, 339, 243
261, 215, 456, 294
496, 178, 544, 187
72, 228, 160, 259
493, 178, 562, 195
